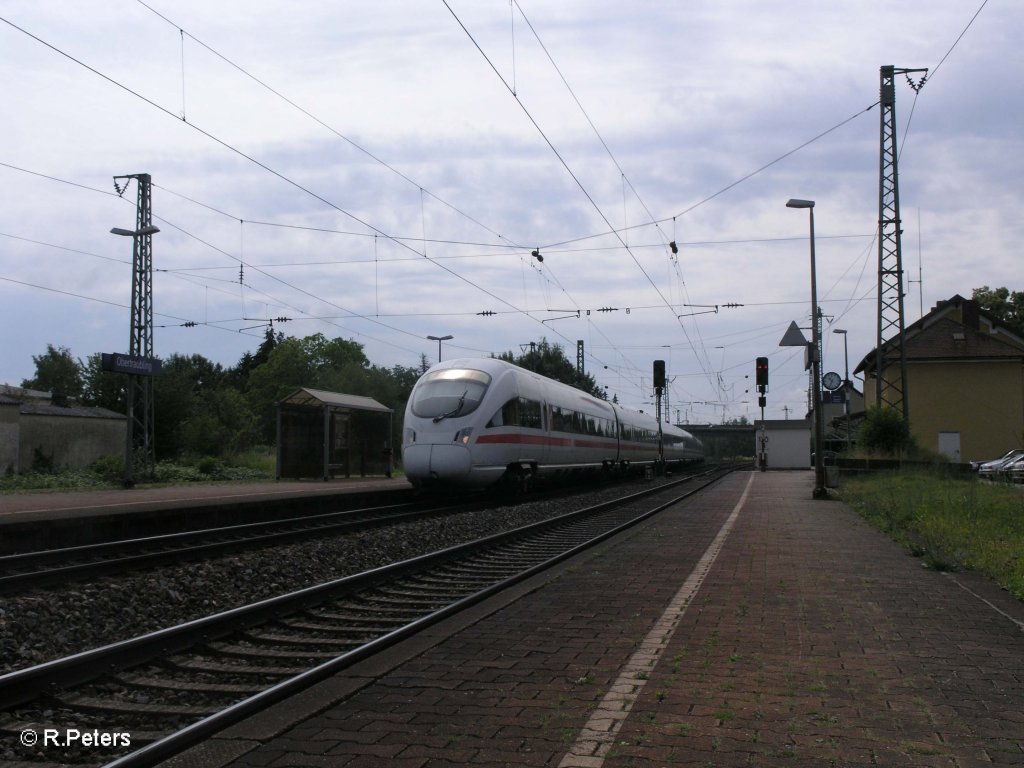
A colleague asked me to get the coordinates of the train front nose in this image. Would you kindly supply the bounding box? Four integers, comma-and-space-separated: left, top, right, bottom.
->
403, 442, 472, 483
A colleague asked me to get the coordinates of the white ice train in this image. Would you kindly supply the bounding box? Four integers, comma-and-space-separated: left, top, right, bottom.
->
402, 358, 703, 490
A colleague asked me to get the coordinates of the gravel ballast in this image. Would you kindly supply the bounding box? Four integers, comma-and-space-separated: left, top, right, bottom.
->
0, 479, 678, 674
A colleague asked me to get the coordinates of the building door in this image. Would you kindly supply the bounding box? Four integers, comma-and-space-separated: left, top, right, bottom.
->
938, 431, 961, 462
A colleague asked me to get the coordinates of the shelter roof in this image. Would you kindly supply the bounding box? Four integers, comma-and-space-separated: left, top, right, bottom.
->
279, 387, 393, 414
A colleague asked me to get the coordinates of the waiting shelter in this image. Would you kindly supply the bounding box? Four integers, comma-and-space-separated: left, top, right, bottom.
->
276, 388, 394, 481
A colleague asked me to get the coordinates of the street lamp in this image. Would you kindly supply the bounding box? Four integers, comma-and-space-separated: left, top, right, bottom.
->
786, 198, 826, 499
427, 334, 453, 363
832, 329, 850, 384
110, 225, 160, 237
833, 328, 851, 451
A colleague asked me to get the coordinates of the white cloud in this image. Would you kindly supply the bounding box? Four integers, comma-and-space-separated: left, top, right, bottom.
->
0, 0, 1019, 423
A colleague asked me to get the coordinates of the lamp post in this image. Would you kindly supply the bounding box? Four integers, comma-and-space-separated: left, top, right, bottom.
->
786, 198, 826, 499
110, 225, 160, 237
427, 334, 453, 363
110, 223, 160, 487
833, 328, 851, 451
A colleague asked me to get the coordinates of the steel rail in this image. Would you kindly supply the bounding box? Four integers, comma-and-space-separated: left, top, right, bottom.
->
106, 467, 731, 768
0, 499, 487, 594
0, 465, 733, 766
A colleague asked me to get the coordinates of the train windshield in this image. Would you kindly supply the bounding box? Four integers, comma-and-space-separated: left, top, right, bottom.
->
411, 368, 491, 421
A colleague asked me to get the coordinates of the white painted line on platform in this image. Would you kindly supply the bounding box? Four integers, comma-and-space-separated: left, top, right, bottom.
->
558, 471, 755, 768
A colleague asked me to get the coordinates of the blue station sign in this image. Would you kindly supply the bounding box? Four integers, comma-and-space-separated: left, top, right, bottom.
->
101, 353, 163, 377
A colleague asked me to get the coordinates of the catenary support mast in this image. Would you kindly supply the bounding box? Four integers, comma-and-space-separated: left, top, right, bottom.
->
876, 65, 926, 420
116, 173, 157, 479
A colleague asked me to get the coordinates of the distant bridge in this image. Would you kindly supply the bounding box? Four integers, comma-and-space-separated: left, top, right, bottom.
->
680, 423, 756, 459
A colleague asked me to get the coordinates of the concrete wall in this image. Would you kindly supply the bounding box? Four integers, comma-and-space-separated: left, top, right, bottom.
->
19, 413, 125, 471
908, 359, 1023, 461
866, 359, 1024, 462
0, 402, 18, 473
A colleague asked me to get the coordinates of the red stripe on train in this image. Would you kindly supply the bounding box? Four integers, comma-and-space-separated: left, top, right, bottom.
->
474, 433, 618, 450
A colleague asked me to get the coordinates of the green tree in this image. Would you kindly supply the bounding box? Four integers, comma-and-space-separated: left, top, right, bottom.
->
21, 344, 83, 398
228, 327, 284, 391
497, 339, 604, 398
178, 388, 258, 456
153, 353, 256, 459
858, 407, 915, 456
80, 353, 126, 411
972, 286, 1024, 336
245, 334, 372, 442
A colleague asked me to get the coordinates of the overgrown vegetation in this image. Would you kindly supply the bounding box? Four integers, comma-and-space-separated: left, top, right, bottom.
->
841, 471, 1024, 599
0, 452, 275, 492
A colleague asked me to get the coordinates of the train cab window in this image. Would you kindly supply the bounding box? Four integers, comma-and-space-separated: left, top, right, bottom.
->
411, 368, 490, 421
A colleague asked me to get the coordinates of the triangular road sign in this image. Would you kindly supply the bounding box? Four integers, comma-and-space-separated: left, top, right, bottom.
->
779, 321, 809, 347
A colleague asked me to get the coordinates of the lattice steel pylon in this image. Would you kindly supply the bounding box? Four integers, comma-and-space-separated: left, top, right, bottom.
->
114, 173, 157, 480
876, 65, 926, 420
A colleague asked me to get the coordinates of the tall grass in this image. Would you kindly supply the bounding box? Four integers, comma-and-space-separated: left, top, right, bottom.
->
842, 472, 1024, 599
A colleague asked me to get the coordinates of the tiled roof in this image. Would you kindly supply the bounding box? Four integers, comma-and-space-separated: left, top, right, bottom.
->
855, 295, 1024, 373
904, 317, 1024, 360
19, 403, 125, 419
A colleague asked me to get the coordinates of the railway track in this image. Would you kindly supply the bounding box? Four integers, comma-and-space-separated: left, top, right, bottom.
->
0, 466, 731, 767
0, 498, 484, 594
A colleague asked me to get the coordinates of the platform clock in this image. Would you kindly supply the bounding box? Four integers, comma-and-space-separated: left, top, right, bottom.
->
822, 371, 843, 391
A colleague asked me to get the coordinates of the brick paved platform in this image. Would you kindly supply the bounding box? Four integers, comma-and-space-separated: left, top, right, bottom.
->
165, 471, 1024, 767
0, 476, 407, 522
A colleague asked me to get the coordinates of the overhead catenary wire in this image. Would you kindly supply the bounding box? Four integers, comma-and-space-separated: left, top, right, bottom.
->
135, 0, 521, 255
442, 0, 723, 397
0, 13, 876, 357
0, 16, 606, 368
2, 3, 991, 417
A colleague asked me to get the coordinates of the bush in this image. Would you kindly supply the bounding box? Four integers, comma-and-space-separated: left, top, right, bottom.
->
31, 448, 57, 474
0, 470, 111, 492
227, 448, 276, 475
196, 456, 225, 476
857, 407, 915, 456
88, 455, 124, 482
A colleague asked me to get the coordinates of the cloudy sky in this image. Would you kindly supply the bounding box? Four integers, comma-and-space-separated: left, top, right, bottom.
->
1, 0, 1018, 424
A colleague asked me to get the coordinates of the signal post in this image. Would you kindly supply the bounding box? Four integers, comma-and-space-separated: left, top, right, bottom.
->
755, 356, 768, 470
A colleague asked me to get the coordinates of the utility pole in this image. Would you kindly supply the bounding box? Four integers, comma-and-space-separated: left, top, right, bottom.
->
876, 65, 926, 421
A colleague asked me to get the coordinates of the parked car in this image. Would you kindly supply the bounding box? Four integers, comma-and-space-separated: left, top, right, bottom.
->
971, 449, 1021, 472
1000, 455, 1024, 483
977, 449, 1024, 480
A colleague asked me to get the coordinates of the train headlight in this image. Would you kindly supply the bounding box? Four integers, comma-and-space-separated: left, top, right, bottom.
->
404, 427, 416, 444
454, 427, 473, 445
